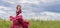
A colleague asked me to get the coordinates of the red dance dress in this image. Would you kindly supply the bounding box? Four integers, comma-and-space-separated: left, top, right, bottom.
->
10, 8, 29, 28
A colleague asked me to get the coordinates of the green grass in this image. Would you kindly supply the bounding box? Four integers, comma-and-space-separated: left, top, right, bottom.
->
0, 20, 12, 28
30, 20, 60, 28
0, 20, 60, 28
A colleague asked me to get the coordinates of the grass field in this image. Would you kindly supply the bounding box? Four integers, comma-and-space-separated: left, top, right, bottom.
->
0, 20, 60, 28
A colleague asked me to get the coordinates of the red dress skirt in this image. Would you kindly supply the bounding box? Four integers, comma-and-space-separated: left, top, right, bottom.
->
10, 15, 29, 28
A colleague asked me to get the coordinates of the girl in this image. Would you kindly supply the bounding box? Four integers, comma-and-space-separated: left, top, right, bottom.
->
16, 5, 22, 16
10, 5, 29, 28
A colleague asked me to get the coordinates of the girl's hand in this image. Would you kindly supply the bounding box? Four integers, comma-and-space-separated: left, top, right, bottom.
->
16, 9, 19, 12
10, 16, 16, 21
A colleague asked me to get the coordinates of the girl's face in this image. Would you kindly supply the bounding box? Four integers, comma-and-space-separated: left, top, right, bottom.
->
17, 5, 21, 10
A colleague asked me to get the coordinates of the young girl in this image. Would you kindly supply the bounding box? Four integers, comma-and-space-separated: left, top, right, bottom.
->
16, 5, 22, 16
10, 5, 29, 28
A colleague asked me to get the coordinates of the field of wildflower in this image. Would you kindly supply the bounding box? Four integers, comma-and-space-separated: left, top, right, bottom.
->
0, 19, 60, 28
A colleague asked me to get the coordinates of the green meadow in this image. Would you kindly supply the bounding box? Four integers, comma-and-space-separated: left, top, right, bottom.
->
0, 19, 60, 28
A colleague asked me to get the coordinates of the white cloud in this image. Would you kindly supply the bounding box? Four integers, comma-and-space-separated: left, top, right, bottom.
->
19, 0, 39, 4
40, 0, 53, 3
7, 1, 15, 4
0, 11, 6, 14
41, 12, 56, 16
2, 0, 16, 4
40, 0, 60, 6
0, 6, 15, 10
0, 6, 15, 19
2, 0, 39, 4
40, 0, 60, 3
0, 6, 8, 14
32, 11, 60, 20
0, 6, 6, 9
2, 0, 60, 6
22, 11, 60, 20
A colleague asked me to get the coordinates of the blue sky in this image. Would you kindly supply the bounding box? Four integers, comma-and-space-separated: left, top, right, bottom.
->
0, 0, 60, 20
